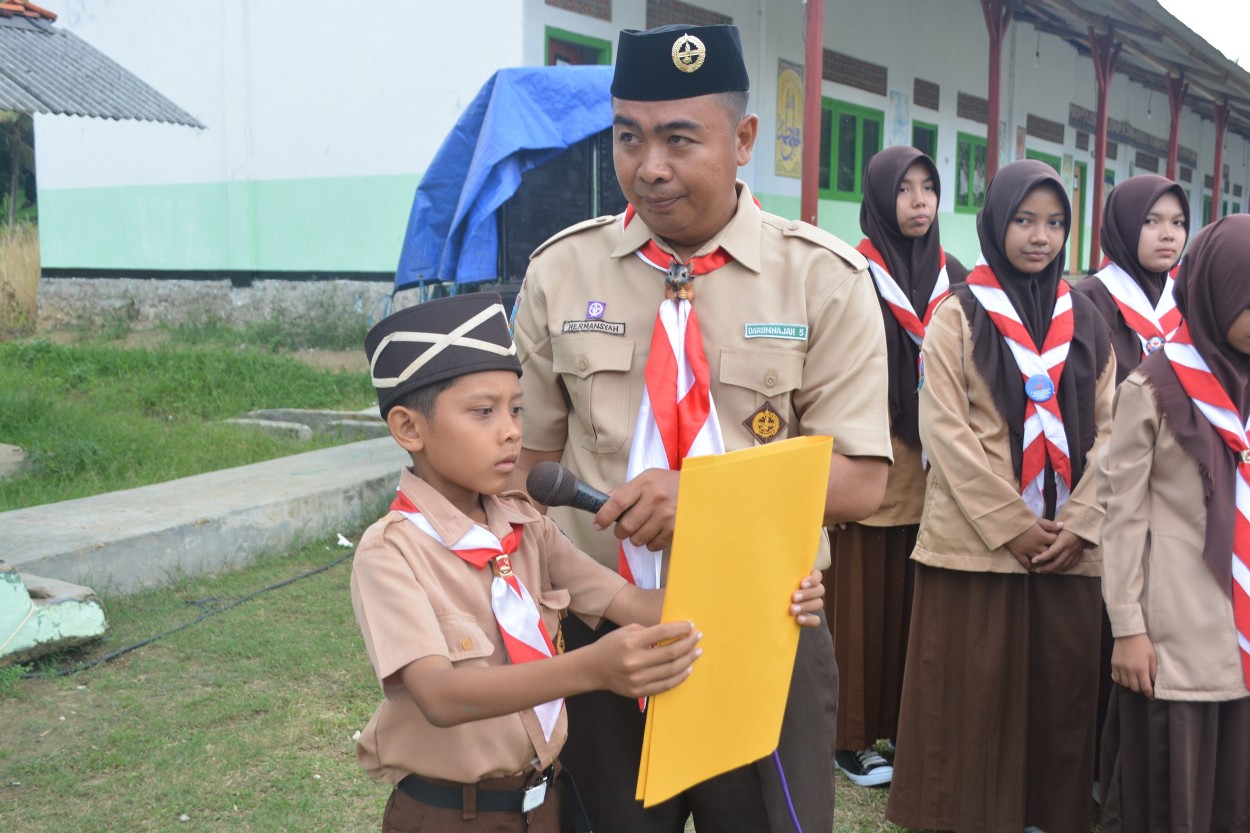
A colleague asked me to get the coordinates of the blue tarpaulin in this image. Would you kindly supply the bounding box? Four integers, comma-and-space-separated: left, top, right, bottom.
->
395, 65, 614, 290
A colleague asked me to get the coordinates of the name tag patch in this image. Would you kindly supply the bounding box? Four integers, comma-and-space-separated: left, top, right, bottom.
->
562, 320, 626, 336
745, 323, 808, 340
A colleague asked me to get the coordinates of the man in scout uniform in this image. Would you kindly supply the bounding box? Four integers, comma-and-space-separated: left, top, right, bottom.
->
511, 22, 893, 833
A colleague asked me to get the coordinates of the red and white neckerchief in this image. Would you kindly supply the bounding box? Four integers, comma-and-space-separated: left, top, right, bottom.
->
858, 238, 951, 347
618, 204, 727, 589
1163, 323, 1250, 688
1093, 261, 1181, 357
966, 256, 1075, 516
390, 491, 562, 741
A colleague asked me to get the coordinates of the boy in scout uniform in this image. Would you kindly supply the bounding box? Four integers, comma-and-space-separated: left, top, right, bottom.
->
351, 293, 828, 832
511, 23, 893, 833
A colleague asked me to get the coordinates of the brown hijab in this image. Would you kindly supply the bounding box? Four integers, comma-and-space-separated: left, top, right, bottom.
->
1139, 215, 1250, 591
860, 146, 968, 447
1075, 174, 1190, 383
954, 160, 1111, 518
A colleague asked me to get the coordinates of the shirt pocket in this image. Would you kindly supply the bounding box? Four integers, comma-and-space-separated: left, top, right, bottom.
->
717, 348, 805, 442
436, 612, 496, 663
552, 334, 636, 454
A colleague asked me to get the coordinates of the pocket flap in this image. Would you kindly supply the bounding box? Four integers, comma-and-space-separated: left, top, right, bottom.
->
719, 348, 804, 395
538, 587, 571, 612
437, 613, 495, 662
552, 334, 635, 380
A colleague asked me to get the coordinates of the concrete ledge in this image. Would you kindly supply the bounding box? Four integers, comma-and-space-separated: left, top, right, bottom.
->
0, 438, 408, 595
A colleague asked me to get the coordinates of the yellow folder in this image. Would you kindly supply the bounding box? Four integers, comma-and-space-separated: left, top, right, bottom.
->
635, 435, 833, 806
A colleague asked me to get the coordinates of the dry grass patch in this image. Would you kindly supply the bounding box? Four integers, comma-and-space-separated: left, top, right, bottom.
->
0, 223, 38, 339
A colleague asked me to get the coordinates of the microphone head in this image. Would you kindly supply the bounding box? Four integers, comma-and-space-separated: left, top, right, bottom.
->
526, 460, 578, 507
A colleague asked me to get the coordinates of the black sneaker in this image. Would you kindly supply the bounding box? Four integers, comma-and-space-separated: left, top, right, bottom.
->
835, 748, 893, 787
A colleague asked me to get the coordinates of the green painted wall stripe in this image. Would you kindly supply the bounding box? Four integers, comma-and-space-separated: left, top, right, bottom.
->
38, 174, 421, 272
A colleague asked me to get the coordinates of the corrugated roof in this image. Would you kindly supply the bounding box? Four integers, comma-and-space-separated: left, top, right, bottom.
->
1017, 0, 1250, 141
0, 11, 203, 128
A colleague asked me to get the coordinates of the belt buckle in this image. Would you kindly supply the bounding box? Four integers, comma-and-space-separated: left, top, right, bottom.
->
520, 766, 552, 813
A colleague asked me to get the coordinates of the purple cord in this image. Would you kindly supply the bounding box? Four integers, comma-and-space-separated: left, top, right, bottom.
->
771, 749, 804, 833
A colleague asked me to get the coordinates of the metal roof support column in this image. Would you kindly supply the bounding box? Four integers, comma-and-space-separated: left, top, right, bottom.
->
1165, 72, 1187, 181
1088, 26, 1121, 270
1212, 100, 1229, 222
801, 0, 825, 225
980, 0, 1013, 181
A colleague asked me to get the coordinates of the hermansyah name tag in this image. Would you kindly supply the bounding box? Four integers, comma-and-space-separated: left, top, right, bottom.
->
744, 323, 808, 340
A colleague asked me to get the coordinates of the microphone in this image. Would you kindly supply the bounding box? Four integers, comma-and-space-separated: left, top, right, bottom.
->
526, 461, 611, 513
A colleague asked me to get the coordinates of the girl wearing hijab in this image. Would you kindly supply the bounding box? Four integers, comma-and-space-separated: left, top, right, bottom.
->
886, 160, 1114, 833
1075, 174, 1190, 384
1073, 174, 1190, 796
1099, 215, 1250, 832
826, 145, 967, 787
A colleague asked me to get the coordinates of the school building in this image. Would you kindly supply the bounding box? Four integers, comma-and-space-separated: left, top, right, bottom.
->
31, 0, 1250, 294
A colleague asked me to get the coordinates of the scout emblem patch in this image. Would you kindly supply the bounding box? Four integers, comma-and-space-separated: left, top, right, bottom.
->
672, 34, 706, 73
587, 301, 606, 319
744, 401, 786, 444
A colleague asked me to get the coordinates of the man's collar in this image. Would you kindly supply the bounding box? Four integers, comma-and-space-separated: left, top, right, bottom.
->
395, 468, 537, 546
612, 181, 763, 274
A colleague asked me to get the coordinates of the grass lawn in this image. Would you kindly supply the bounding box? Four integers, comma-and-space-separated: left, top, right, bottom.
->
0, 334, 374, 511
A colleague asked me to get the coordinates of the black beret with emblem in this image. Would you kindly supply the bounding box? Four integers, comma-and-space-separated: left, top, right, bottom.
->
364, 293, 521, 417
611, 23, 749, 101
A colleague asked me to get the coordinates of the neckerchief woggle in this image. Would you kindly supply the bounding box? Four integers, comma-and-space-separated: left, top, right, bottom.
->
1163, 323, 1250, 689
391, 490, 562, 742
967, 256, 1075, 516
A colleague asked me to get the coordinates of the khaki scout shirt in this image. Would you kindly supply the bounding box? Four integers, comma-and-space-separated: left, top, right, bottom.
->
513, 182, 893, 570
911, 296, 1113, 575
350, 469, 628, 784
862, 434, 926, 527
1098, 373, 1250, 701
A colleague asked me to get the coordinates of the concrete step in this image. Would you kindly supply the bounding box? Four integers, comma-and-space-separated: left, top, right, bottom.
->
0, 565, 107, 665
0, 438, 408, 595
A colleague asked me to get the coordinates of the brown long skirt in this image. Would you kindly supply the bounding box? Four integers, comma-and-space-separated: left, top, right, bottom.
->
1100, 687, 1250, 833
886, 564, 1101, 833
824, 522, 917, 749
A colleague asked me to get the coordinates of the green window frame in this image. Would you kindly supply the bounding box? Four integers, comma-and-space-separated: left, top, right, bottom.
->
954, 132, 988, 214
819, 98, 884, 202
544, 27, 612, 66
912, 121, 938, 160
1025, 149, 1062, 174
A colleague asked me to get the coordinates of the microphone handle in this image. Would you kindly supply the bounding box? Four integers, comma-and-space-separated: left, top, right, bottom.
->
569, 483, 611, 513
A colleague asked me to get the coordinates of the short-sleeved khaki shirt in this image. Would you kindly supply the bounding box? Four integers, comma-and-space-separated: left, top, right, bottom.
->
350, 469, 628, 785
513, 182, 893, 569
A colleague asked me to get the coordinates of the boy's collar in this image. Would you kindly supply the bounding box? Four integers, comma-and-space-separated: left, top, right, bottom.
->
395, 468, 536, 545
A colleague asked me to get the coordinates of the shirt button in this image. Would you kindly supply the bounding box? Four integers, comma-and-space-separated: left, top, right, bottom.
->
461, 638, 473, 651
578, 356, 589, 371
765, 371, 777, 388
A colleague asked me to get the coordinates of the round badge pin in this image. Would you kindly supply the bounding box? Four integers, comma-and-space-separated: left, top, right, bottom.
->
1025, 374, 1055, 403
1145, 335, 1164, 354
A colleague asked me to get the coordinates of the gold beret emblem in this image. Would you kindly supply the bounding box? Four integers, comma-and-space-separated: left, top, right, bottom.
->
672, 34, 706, 73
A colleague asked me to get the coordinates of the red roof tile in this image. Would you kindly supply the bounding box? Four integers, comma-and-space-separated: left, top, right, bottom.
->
0, 1, 56, 22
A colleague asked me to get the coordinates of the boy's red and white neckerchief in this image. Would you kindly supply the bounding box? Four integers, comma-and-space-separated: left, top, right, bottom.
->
390, 491, 562, 741
966, 257, 1075, 516
1163, 324, 1250, 688
619, 204, 727, 589
857, 238, 950, 347
1093, 261, 1181, 356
